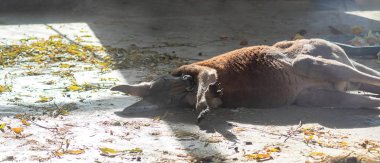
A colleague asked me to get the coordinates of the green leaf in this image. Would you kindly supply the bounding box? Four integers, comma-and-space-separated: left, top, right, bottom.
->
35, 96, 53, 103
126, 148, 143, 153
99, 147, 120, 155
0, 123, 6, 130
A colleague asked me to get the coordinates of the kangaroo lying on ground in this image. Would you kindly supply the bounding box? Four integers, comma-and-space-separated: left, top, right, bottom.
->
112, 39, 380, 123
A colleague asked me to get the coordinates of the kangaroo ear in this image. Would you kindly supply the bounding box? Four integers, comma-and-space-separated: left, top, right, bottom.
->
111, 83, 151, 97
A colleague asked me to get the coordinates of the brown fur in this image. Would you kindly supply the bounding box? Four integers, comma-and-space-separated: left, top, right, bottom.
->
172, 40, 334, 108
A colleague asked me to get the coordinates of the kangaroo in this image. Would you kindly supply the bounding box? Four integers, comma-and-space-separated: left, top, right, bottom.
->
112, 39, 380, 123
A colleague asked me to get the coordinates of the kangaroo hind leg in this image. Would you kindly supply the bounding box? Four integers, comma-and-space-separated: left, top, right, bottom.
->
350, 60, 380, 94
295, 88, 380, 108
292, 55, 380, 89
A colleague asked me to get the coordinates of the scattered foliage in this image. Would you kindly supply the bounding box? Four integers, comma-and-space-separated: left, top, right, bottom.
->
0, 84, 12, 93
99, 147, 142, 157
0, 35, 111, 68
99, 147, 121, 155
244, 146, 281, 161
21, 119, 31, 126
35, 96, 53, 103
0, 123, 6, 132
11, 127, 23, 134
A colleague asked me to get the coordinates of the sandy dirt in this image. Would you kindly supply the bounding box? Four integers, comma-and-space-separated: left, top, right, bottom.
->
0, 36, 379, 163
1, 3, 380, 161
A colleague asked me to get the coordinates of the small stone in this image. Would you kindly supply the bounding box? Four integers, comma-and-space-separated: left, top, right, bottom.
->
240, 40, 248, 45
112, 121, 122, 126
245, 142, 252, 145
4, 156, 15, 161
231, 109, 239, 113
219, 35, 228, 40
234, 147, 239, 153
345, 157, 358, 163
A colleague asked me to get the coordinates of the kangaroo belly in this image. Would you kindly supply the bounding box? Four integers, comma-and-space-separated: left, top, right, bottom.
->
219, 65, 308, 108
193, 47, 312, 108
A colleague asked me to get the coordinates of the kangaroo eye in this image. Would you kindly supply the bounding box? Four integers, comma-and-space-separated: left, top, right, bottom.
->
182, 75, 195, 92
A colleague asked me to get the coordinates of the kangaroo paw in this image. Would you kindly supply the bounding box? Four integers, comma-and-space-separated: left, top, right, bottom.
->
208, 82, 224, 97
197, 108, 210, 124
195, 82, 223, 124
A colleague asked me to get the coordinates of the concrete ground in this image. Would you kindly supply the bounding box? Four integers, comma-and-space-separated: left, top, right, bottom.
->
1, 0, 380, 162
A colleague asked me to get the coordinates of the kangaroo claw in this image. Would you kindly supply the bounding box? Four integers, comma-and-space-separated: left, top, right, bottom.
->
197, 108, 210, 124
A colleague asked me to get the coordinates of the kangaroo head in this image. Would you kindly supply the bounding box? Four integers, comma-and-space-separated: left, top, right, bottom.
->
111, 75, 197, 111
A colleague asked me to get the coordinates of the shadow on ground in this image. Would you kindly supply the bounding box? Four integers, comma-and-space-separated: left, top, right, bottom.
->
115, 102, 380, 141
